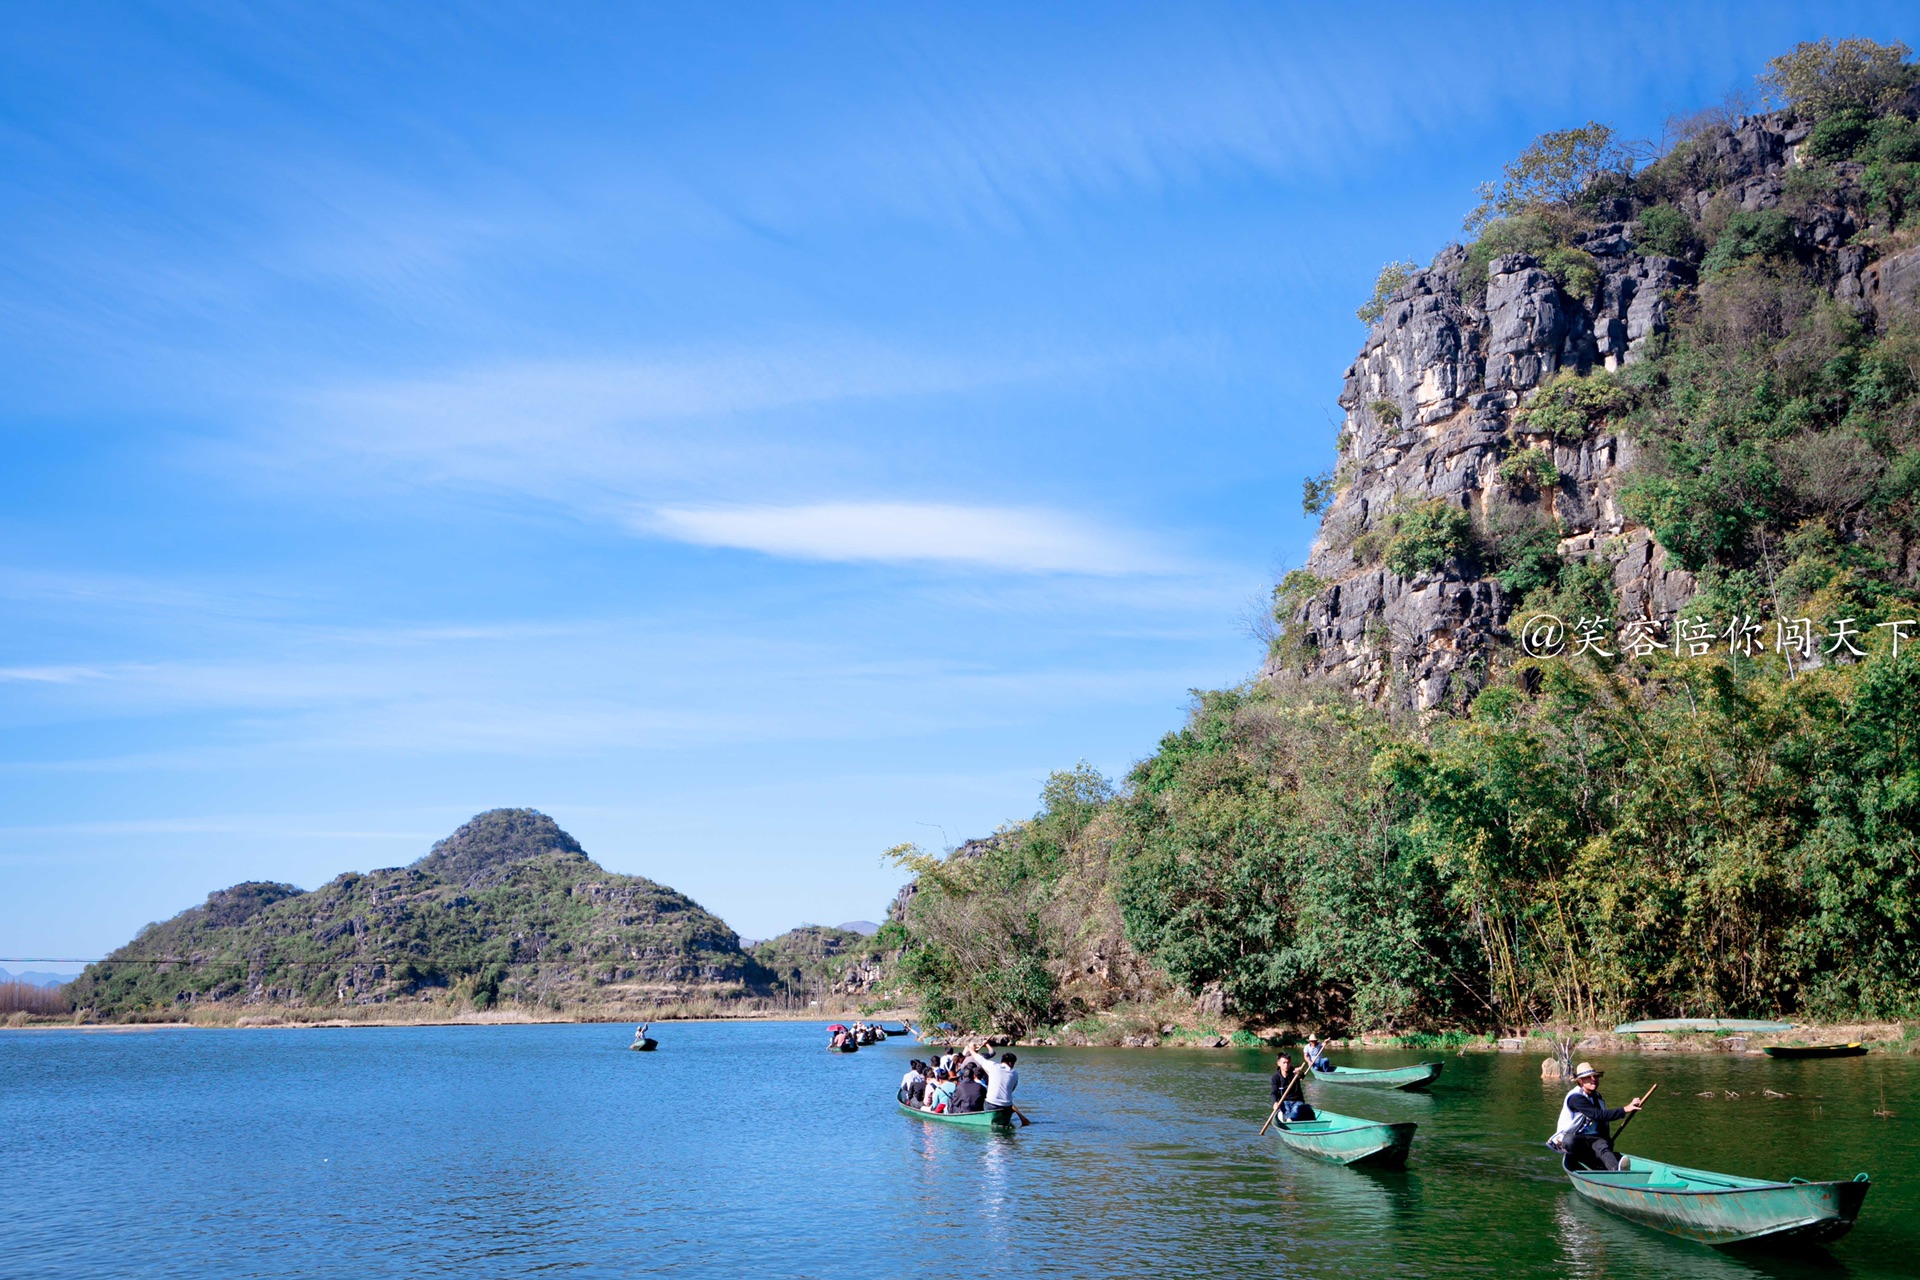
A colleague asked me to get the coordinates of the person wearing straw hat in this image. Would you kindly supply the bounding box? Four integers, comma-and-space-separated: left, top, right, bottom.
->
1303, 1034, 1334, 1073
1552, 1062, 1644, 1171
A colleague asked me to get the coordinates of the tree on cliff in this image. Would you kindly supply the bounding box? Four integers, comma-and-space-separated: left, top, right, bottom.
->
1464, 122, 1627, 232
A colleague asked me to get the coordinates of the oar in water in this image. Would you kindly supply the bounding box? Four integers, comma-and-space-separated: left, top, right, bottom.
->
1613, 1080, 1660, 1145
1258, 1069, 1305, 1136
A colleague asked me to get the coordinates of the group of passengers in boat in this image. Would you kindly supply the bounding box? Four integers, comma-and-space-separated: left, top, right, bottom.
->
1268, 1035, 1335, 1121
828, 1022, 885, 1049
898, 1042, 1019, 1117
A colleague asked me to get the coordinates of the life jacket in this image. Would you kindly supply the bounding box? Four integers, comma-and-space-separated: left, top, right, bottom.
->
1547, 1087, 1588, 1151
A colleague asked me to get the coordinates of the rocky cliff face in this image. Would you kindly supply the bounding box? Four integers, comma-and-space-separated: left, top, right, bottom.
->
1270, 112, 1920, 710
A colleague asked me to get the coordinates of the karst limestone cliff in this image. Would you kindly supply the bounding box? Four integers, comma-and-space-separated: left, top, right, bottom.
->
1271, 111, 1920, 710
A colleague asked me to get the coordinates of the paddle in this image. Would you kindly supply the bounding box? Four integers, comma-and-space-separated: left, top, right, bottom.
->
1612, 1081, 1659, 1145
1258, 1067, 1304, 1136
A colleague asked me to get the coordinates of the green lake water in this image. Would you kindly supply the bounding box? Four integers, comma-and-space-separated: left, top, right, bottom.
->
2, 1022, 1914, 1278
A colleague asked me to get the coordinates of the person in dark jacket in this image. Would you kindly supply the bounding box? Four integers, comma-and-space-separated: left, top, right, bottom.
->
951, 1064, 989, 1113
1269, 1053, 1314, 1122
1559, 1061, 1643, 1171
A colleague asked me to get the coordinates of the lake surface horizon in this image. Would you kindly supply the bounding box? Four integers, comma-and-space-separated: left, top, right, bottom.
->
5, 1021, 1914, 1278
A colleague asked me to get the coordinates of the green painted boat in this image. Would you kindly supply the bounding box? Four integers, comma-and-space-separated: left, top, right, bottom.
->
1763, 1042, 1866, 1059
1312, 1062, 1443, 1091
1565, 1155, 1870, 1247
897, 1100, 1015, 1128
1269, 1108, 1416, 1168
627, 1038, 657, 1052
1612, 1018, 1792, 1034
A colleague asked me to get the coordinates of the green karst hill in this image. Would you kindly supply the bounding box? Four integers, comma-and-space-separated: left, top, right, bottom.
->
749, 925, 888, 1004
70, 809, 771, 1020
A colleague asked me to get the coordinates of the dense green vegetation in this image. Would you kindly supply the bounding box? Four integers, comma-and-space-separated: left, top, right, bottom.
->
888, 40, 1920, 1037
70, 809, 767, 1018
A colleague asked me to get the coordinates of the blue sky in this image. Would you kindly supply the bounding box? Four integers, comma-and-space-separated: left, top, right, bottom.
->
5, 2, 1918, 961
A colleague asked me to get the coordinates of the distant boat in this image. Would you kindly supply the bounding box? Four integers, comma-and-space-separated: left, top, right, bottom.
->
1311, 1062, 1443, 1091
1763, 1042, 1866, 1059
1268, 1107, 1416, 1168
628, 1038, 657, 1052
1565, 1154, 1870, 1246
880, 1025, 911, 1037
1612, 1018, 1792, 1034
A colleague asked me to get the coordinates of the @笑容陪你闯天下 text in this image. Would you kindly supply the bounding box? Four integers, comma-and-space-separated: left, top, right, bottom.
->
1517, 613, 1915, 661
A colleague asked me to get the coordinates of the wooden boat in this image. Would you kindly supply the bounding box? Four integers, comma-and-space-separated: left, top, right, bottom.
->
1612, 1018, 1792, 1035
897, 1099, 1015, 1128
1311, 1062, 1443, 1091
880, 1025, 912, 1037
1565, 1154, 1870, 1247
829, 1042, 857, 1053
628, 1038, 657, 1052
1269, 1108, 1416, 1168
1763, 1042, 1866, 1059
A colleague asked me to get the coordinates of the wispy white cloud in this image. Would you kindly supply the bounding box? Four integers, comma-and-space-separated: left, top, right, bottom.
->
641, 501, 1168, 575
0, 666, 104, 684
264, 339, 1102, 504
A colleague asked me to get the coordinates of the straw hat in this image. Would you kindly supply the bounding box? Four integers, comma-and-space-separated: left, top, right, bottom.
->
1573, 1061, 1603, 1079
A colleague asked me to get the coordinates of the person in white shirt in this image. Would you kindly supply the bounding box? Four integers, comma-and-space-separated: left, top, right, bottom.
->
964, 1045, 1019, 1113
899, 1060, 927, 1106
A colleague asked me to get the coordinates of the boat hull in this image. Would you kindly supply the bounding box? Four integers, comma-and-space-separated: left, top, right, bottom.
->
897, 1101, 1015, 1128
1567, 1156, 1870, 1247
1612, 1018, 1792, 1035
1763, 1043, 1866, 1059
628, 1039, 657, 1052
1314, 1062, 1444, 1091
1270, 1109, 1416, 1168
829, 1044, 857, 1053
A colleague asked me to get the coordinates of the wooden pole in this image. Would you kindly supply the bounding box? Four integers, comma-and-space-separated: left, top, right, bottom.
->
1612, 1080, 1659, 1144
1258, 1068, 1304, 1135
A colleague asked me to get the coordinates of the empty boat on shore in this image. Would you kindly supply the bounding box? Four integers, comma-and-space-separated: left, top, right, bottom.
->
1312, 1062, 1443, 1091
1564, 1154, 1870, 1247
1612, 1018, 1792, 1035
1268, 1108, 1416, 1168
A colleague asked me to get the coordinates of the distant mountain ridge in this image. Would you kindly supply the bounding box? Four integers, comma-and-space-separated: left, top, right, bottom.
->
0, 968, 74, 988
70, 809, 771, 1019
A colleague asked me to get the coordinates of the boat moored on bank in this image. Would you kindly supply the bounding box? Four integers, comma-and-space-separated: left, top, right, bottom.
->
1762, 1042, 1867, 1059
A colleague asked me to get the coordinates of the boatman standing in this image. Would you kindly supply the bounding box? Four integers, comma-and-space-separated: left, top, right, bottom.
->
964, 1044, 1019, 1119
1553, 1061, 1643, 1171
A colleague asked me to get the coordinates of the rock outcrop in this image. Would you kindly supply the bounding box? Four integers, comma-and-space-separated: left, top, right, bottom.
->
1268, 112, 1907, 711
